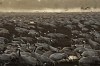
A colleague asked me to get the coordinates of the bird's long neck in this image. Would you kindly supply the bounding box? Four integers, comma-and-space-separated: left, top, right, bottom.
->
35, 36, 38, 43
18, 49, 21, 57
31, 46, 39, 58
34, 45, 37, 52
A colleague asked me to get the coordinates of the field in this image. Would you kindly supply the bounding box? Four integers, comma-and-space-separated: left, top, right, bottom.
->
0, 12, 100, 66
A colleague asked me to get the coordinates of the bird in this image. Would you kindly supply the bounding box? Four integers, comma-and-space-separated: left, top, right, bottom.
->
88, 39, 100, 50
0, 52, 17, 66
49, 53, 67, 63
31, 45, 55, 66
81, 50, 98, 57
79, 56, 100, 66
16, 46, 38, 66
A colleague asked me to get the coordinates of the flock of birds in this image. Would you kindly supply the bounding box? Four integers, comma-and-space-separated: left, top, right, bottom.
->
0, 13, 100, 66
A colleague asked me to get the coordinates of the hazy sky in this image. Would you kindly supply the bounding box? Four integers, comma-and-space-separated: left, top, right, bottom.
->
0, 0, 99, 10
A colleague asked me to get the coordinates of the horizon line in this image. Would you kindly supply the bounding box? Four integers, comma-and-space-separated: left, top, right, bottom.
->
0, 8, 100, 13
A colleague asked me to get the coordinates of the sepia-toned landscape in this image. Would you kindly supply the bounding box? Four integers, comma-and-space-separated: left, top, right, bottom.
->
0, 0, 100, 66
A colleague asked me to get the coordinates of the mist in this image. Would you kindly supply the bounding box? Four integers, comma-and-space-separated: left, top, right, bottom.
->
0, 0, 100, 12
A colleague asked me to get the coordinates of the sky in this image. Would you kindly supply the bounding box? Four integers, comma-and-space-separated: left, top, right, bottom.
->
0, 0, 100, 12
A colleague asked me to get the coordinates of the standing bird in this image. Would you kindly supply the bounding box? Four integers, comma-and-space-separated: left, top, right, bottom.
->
16, 46, 37, 66
31, 46, 55, 66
